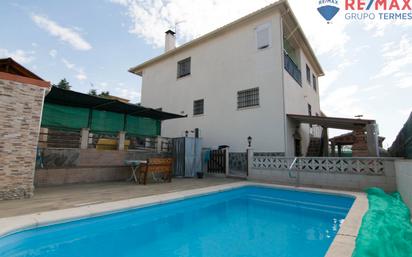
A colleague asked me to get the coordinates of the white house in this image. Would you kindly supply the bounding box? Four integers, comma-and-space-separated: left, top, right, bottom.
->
130, 0, 325, 156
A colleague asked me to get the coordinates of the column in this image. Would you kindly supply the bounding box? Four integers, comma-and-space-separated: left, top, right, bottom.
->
118, 131, 126, 151
321, 127, 329, 157
366, 124, 379, 157
352, 127, 369, 157
80, 128, 89, 150
156, 136, 163, 153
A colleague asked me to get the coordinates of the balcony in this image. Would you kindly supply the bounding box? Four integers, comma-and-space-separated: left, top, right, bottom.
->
284, 51, 302, 86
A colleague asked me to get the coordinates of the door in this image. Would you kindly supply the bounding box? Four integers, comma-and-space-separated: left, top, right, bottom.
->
294, 138, 302, 157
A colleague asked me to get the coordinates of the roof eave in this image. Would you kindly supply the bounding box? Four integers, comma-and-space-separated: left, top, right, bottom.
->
128, 0, 288, 75
128, 0, 324, 76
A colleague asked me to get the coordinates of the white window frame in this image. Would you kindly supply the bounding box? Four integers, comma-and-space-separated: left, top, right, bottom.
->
255, 23, 272, 50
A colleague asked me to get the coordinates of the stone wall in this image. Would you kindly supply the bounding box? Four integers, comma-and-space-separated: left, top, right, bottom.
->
0, 79, 45, 200
35, 148, 171, 186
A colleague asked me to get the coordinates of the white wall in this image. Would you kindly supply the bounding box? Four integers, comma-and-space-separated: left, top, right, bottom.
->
249, 160, 397, 192
283, 48, 321, 156
141, 10, 286, 152
395, 160, 412, 212
140, 10, 321, 155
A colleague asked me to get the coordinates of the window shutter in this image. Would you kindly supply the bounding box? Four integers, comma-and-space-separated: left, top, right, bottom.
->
256, 26, 270, 49
193, 99, 204, 115
177, 57, 191, 78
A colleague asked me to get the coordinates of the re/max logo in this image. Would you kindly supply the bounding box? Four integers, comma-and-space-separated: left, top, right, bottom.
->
345, 0, 412, 10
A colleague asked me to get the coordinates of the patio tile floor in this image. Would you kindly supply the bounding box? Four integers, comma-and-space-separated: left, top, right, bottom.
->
0, 177, 242, 218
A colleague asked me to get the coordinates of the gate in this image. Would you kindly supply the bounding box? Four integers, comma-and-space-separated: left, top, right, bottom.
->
207, 149, 226, 174
229, 152, 248, 177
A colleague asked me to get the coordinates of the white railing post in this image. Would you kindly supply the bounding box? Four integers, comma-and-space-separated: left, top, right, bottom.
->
247, 148, 254, 177
225, 147, 230, 176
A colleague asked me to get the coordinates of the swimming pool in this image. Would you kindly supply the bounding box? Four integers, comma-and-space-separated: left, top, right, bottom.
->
0, 186, 354, 257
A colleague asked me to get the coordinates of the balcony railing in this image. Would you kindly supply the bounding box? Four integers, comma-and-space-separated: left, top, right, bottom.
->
284, 51, 302, 86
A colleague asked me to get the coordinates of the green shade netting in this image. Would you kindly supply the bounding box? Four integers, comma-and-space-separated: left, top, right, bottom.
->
41, 103, 161, 136
41, 103, 89, 130
126, 115, 160, 136
352, 188, 412, 257
90, 110, 124, 133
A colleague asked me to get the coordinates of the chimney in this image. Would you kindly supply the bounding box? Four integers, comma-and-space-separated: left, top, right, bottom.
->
165, 30, 176, 52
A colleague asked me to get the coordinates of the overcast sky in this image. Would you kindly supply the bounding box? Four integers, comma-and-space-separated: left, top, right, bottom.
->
1, 0, 411, 146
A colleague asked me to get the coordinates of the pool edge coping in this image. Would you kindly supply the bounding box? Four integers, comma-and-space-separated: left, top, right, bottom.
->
0, 182, 367, 257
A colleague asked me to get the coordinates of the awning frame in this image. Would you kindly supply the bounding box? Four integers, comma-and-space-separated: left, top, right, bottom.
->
45, 87, 186, 121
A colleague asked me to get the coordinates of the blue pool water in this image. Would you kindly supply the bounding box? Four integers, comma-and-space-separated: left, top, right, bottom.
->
0, 186, 354, 257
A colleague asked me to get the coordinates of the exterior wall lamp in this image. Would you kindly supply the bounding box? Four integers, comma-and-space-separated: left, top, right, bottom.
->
247, 136, 252, 147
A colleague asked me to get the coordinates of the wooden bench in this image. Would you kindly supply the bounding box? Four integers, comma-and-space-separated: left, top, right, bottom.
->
138, 158, 173, 185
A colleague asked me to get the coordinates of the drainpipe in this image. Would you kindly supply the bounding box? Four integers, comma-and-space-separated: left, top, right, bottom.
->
280, 16, 288, 156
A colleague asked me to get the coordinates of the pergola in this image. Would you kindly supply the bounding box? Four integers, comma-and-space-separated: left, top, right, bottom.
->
287, 114, 380, 157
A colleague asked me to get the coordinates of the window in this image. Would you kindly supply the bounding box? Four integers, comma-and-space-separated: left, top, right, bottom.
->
312, 74, 317, 91
237, 87, 259, 109
177, 57, 191, 78
193, 99, 204, 116
284, 51, 302, 86
256, 23, 271, 50
306, 64, 311, 84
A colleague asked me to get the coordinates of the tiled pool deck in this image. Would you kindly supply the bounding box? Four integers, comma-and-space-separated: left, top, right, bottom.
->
0, 178, 367, 257
0, 177, 242, 218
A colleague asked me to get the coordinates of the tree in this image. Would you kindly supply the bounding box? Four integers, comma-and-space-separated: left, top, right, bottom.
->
88, 89, 97, 96
99, 91, 110, 97
53, 79, 71, 90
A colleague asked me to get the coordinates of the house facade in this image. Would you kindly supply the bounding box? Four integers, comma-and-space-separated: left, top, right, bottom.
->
130, 0, 324, 156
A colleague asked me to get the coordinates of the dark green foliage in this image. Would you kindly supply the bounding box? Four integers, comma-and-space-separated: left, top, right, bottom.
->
53, 79, 71, 90
88, 89, 97, 96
